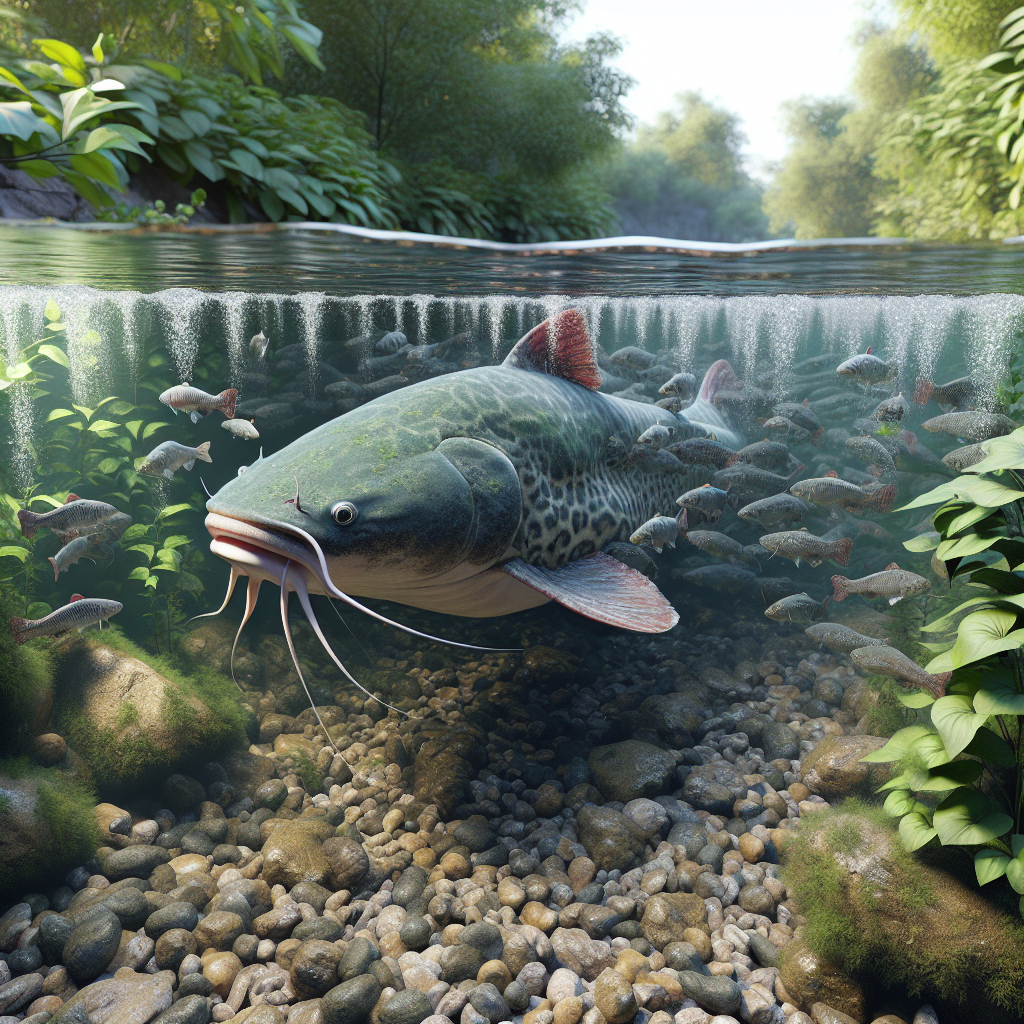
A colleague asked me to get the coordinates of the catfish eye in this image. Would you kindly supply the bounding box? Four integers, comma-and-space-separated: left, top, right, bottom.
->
331, 500, 357, 526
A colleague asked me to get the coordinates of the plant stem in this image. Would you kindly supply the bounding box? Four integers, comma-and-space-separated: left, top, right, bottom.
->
152, 613, 161, 656
165, 606, 172, 657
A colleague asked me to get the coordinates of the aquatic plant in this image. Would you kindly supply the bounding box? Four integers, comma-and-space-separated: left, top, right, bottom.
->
0, 583, 54, 749
95, 187, 207, 226
866, 426, 1024, 911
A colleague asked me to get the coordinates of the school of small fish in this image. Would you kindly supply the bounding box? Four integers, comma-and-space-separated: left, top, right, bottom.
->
9, 323, 999, 705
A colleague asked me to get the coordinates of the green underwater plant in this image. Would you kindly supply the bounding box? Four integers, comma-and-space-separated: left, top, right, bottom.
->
865, 426, 1024, 912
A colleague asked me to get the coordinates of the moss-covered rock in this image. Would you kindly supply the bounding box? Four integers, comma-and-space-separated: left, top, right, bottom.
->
0, 586, 56, 749
0, 758, 99, 902
53, 632, 247, 796
782, 801, 1024, 1023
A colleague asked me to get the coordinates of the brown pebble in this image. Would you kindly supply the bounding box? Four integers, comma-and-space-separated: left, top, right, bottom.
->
788, 782, 810, 802
439, 851, 471, 879
203, 951, 243, 998
477, 959, 512, 992
738, 833, 765, 864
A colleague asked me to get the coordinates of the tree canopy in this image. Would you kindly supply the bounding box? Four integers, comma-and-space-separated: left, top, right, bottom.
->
604, 92, 769, 243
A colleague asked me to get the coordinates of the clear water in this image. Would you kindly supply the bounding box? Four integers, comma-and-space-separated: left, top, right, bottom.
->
1, 227, 1021, 1022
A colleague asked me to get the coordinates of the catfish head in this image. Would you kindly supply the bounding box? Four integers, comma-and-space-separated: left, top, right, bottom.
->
205, 401, 523, 605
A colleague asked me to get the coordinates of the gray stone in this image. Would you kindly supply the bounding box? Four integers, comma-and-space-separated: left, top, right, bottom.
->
100, 845, 170, 882
0, 974, 43, 1015
683, 762, 747, 815
102, 887, 150, 930
549, 927, 617, 981
0, 165, 92, 221
64, 907, 122, 982
588, 740, 675, 802
291, 939, 343, 997
809, 1004, 859, 1024
440, 944, 485, 984
678, 972, 742, 1015
503, 979, 530, 1013
0, 905, 31, 952
8, 947, 42, 973
399, 916, 432, 952
254, 778, 288, 810
640, 893, 708, 949
152, 994, 211, 1024
576, 805, 648, 872
146, 902, 200, 939
459, 922, 502, 961
800, 736, 889, 799
696, 843, 725, 873
668, 821, 707, 859
621, 798, 669, 837
321, 976, 383, 1024
338, 936, 380, 981
52, 971, 173, 1024
378, 989, 433, 1024
468, 983, 511, 1023
747, 932, 781, 968
392, 866, 429, 907
452, 816, 494, 854
663, 941, 710, 975
323, 837, 370, 891
639, 693, 704, 747
739, 884, 777, 917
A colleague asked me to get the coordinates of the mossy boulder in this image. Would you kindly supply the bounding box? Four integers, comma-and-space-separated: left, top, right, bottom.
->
54, 634, 247, 796
0, 759, 99, 902
782, 801, 1024, 1023
0, 587, 56, 748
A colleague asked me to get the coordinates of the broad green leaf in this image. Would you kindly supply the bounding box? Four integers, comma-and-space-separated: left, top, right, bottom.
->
145, 574, 159, 590
104, 400, 134, 416
973, 671, 1024, 715
883, 789, 925, 817
162, 535, 191, 549
139, 59, 182, 81
228, 147, 264, 179
34, 38, 86, 74
948, 608, 1024, 667
127, 566, 150, 581
975, 848, 1010, 885
125, 420, 143, 438
92, 33, 104, 64
46, 408, 77, 422
899, 812, 938, 852
120, 523, 150, 543
127, 543, 155, 561
969, 568, 1024, 593
87, 419, 120, 432
899, 690, 936, 708
861, 725, 947, 765
156, 503, 192, 520
904, 532, 940, 552
96, 458, 122, 474
26, 601, 51, 618
931, 693, 990, 757
916, 759, 983, 790
69, 152, 122, 190
962, 427, 1024, 474
933, 787, 1013, 846
955, 476, 1024, 507
37, 343, 69, 368
0, 546, 29, 561
964, 726, 1017, 766
897, 481, 959, 511
1007, 851, 1024, 894
142, 422, 168, 438
0, 100, 49, 141
922, 597, 994, 632
946, 505, 1002, 535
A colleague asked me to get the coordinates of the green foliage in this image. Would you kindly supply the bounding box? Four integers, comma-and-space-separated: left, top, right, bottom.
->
10, 0, 324, 86
0, 757, 99, 901
96, 187, 206, 226
0, 29, 154, 205
604, 93, 769, 243
288, 0, 631, 241
287, 747, 324, 794
865, 428, 1024, 915
893, 0, 1014, 65
782, 800, 1024, 1013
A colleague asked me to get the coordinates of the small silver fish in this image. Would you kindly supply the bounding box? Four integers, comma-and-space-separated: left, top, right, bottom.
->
832, 563, 930, 604
805, 623, 889, 654
941, 443, 988, 472
375, 331, 407, 354
630, 515, 681, 552
845, 435, 898, 474
610, 346, 657, 371
659, 372, 697, 398
637, 424, 676, 448
10, 595, 122, 643
680, 564, 756, 593
139, 440, 212, 480
676, 484, 729, 523
736, 494, 811, 529
850, 646, 950, 698
765, 592, 830, 624
789, 477, 896, 514
921, 411, 1016, 442
48, 534, 103, 581
684, 529, 759, 570
836, 347, 896, 384
249, 331, 269, 358
759, 530, 853, 568
762, 415, 813, 444
159, 384, 237, 423
871, 393, 908, 422
18, 495, 120, 541
221, 418, 260, 440
629, 447, 687, 474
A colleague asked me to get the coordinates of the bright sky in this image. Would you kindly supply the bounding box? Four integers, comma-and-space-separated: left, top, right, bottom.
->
562, 0, 890, 178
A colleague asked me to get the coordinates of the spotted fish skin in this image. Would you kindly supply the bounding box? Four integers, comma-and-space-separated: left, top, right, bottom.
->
17, 498, 119, 541
921, 411, 1016, 443
805, 623, 889, 654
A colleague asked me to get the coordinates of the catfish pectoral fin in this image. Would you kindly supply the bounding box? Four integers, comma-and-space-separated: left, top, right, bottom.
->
500, 553, 679, 633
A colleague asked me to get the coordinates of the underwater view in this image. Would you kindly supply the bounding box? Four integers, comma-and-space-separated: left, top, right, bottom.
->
4, 233, 1024, 1024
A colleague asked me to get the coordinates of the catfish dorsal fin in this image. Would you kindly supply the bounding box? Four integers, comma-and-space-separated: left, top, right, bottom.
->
503, 309, 601, 390
884, 561, 900, 570
65, 493, 79, 503
866, 346, 873, 354
70, 594, 85, 602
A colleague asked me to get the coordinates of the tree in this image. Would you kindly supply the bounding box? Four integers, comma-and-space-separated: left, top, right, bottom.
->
892, 0, 1011, 64
604, 92, 768, 242
763, 28, 932, 239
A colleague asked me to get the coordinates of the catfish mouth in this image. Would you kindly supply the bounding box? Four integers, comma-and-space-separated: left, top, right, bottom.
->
205, 512, 328, 594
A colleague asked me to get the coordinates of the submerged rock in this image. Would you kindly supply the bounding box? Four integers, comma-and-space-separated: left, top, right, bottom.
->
799, 735, 889, 798
587, 740, 676, 802
54, 641, 245, 791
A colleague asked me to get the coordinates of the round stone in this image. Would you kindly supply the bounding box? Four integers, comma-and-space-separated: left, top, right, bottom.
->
594, 968, 637, 1024
63, 908, 122, 982
146, 902, 200, 939
738, 884, 776, 916
203, 951, 243, 998
439, 851, 471, 879
738, 833, 765, 864
477, 959, 512, 993
290, 939, 343, 997
254, 779, 288, 810
155, 928, 198, 972
399, 916, 432, 952
321, 975, 383, 1024
378, 988, 433, 1024
32, 733, 67, 767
